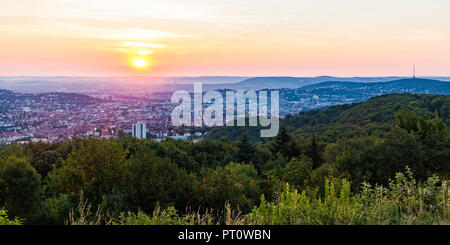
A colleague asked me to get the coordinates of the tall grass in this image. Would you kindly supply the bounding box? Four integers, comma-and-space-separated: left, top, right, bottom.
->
248, 167, 449, 225
61, 168, 450, 225
67, 191, 112, 225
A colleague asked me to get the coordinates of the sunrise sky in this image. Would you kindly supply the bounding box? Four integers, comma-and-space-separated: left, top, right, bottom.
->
1, 0, 450, 77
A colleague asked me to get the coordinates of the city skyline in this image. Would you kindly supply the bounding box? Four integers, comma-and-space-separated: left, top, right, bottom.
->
1, 0, 450, 77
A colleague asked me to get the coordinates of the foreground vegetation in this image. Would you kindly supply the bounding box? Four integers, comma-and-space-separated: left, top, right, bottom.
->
62, 169, 448, 225
0, 94, 449, 225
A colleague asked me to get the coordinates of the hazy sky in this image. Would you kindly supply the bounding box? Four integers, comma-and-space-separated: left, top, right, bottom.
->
1, 0, 450, 76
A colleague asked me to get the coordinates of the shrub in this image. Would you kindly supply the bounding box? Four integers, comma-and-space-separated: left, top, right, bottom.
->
0, 210, 22, 225
248, 168, 449, 225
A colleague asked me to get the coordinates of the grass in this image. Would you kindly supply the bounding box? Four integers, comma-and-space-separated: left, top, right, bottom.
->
248, 171, 449, 225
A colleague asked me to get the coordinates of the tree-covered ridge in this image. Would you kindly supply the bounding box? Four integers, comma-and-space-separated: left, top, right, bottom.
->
0, 94, 449, 225
301, 78, 450, 92
208, 93, 450, 142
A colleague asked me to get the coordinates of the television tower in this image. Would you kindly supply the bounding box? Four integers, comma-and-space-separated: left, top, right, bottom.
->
413, 64, 416, 79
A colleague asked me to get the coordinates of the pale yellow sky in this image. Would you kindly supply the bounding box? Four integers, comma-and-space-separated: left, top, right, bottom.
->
1, 0, 450, 76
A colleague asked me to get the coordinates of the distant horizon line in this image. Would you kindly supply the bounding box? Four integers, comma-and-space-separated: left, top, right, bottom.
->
2, 75, 450, 78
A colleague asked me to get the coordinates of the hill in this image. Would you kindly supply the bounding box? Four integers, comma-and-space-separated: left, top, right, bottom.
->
0, 91, 105, 112
207, 93, 450, 142
300, 78, 450, 95
229, 76, 406, 90
233, 77, 308, 89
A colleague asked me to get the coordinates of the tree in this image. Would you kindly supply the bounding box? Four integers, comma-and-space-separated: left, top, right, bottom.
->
46, 138, 129, 206
31, 150, 61, 178
285, 155, 313, 189
235, 131, 256, 164
308, 134, 322, 169
199, 162, 261, 213
125, 145, 199, 214
0, 156, 42, 223
269, 126, 298, 159
392, 109, 450, 178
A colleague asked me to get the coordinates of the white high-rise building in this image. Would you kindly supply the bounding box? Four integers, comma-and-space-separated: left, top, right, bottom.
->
132, 122, 146, 139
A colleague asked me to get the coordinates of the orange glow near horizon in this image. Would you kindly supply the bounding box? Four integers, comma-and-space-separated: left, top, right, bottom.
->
1, 1, 450, 77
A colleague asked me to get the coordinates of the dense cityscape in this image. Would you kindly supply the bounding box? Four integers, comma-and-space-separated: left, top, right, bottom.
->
1, 77, 449, 144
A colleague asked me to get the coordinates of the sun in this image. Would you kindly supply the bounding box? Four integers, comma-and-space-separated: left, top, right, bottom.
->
132, 57, 148, 68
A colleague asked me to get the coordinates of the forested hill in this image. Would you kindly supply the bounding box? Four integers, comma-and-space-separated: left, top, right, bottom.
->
207, 93, 450, 142
284, 93, 449, 127
299, 78, 450, 94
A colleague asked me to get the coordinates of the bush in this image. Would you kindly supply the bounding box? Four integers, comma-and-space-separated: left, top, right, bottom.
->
0, 210, 22, 225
